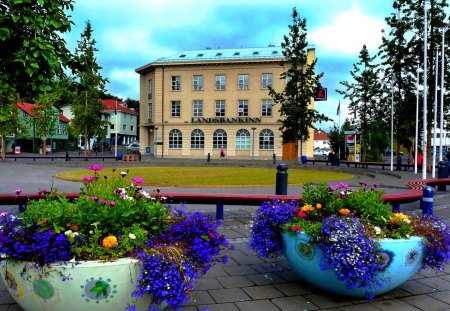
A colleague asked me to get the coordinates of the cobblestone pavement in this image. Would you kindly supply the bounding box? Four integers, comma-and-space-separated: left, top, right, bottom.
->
0, 158, 449, 311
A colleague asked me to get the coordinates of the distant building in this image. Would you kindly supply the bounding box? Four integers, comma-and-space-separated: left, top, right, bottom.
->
135, 46, 317, 159
313, 129, 330, 150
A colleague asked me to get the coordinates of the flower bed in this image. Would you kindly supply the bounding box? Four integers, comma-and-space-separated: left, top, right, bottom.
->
249, 182, 450, 297
0, 164, 232, 310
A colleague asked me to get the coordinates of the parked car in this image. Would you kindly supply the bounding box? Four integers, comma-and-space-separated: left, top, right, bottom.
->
126, 142, 140, 153
92, 142, 112, 152
383, 149, 404, 156
313, 147, 331, 156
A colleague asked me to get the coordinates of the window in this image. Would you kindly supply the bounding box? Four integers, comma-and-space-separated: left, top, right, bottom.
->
238, 74, 249, 90
57, 124, 64, 135
130, 125, 134, 132
147, 79, 153, 99
148, 103, 153, 122
259, 129, 274, 150
171, 101, 181, 117
169, 129, 182, 149
213, 129, 227, 149
190, 129, 204, 149
215, 75, 226, 90
110, 124, 115, 130
261, 99, 272, 117
171, 76, 181, 91
123, 124, 127, 131
215, 100, 225, 117
193, 75, 203, 91
236, 129, 250, 150
261, 73, 272, 89
193, 100, 203, 117
238, 100, 248, 116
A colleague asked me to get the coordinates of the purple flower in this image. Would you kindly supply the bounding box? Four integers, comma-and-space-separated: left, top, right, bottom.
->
100, 199, 108, 205
132, 177, 144, 184
15, 189, 21, 196
109, 201, 116, 207
88, 164, 103, 171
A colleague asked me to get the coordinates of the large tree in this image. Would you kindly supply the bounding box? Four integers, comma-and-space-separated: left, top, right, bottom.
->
269, 7, 329, 158
69, 21, 108, 154
337, 45, 384, 161
0, 0, 75, 159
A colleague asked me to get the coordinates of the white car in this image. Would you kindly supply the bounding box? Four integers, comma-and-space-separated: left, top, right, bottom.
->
126, 142, 140, 153
313, 148, 330, 156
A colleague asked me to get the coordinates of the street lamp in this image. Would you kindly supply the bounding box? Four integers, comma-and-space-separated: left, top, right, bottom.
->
439, 27, 446, 162
154, 127, 158, 158
422, 0, 428, 179
414, 62, 420, 174
432, 47, 439, 178
251, 127, 256, 160
385, 72, 395, 172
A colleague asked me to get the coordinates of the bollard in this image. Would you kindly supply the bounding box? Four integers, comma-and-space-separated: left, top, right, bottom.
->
420, 186, 434, 215
275, 163, 288, 195
207, 153, 210, 163
65, 151, 69, 161
273, 153, 276, 164
437, 161, 448, 191
396, 156, 402, 171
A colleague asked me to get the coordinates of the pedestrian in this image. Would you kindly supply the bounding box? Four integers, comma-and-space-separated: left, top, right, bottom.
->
346, 147, 349, 161
417, 149, 423, 171
446, 149, 450, 161
11, 142, 15, 155
220, 147, 225, 160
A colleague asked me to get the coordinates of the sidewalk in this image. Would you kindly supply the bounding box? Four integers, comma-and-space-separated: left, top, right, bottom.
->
0, 160, 449, 311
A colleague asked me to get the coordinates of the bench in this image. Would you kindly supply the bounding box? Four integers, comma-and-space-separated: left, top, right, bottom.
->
122, 154, 138, 161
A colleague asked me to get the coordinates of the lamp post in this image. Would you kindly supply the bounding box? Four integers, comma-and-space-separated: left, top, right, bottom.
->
432, 47, 439, 178
422, 0, 428, 179
385, 72, 395, 172
415, 62, 420, 174
154, 127, 158, 158
439, 27, 446, 162
251, 127, 256, 160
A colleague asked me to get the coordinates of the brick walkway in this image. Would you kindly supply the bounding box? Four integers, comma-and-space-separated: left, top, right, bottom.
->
0, 159, 449, 310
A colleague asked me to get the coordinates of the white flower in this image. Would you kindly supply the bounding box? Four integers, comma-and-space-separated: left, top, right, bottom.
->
374, 226, 381, 235
64, 230, 73, 237
128, 233, 136, 240
402, 219, 411, 224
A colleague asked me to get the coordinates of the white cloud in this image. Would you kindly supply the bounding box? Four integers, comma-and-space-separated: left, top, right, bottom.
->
309, 6, 386, 54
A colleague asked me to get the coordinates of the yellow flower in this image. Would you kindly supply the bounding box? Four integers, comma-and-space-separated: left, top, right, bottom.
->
389, 212, 409, 225
339, 208, 350, 215
102, 236, 118, 248
315, 203, 322, 209
301, 204, 314, 213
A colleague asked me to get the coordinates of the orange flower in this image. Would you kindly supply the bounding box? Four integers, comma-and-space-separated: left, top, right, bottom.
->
102, 236, 118, 248
315, 203, 322, 209
66, 222, 71, 227
72, 224, 79, 231
339, 208, 350, 215
301, 204, 314, 213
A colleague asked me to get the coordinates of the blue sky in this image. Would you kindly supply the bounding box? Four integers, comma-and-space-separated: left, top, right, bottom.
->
62, 0, 395, 130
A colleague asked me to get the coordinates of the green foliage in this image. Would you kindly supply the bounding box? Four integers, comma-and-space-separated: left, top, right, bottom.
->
268, 7, 329, 146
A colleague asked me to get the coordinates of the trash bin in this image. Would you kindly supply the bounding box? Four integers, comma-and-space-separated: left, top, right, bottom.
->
437, 161, 448, 191
117, 152, 123, 160
145, 146, 151, 154
396, 157, 402, 171
300, 156, 307, 165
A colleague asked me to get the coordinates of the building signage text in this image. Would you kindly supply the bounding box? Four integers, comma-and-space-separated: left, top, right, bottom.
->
191, 117, 262, 124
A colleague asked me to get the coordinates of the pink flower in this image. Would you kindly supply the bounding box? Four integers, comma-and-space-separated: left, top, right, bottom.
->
91, 196, 99, 202
132, 177, 144, 184
208, 232, 216, 239
293, 225, 301, 232
109, 201, 116, 207
89, 164, 103, 171
0, 212, 8, 217
15, 189, 21, 196
83, 176, 95, 183
100, 199, 108, 205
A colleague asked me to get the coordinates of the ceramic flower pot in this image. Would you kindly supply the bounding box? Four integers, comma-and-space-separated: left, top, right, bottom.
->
282, 231, 424, 297
0, 258, 154, 311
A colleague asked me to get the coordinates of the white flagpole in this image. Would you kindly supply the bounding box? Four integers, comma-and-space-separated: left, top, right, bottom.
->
422, 1, 428, 179
114, 99, 118, 157
415, 62, 419, 174
439, 28, 445, 162
432, 48, 438, 178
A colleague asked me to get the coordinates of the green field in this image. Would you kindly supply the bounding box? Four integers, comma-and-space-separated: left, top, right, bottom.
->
56, 166, 353, 187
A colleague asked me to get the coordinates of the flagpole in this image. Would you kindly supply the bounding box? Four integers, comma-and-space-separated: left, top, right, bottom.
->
337, 101, 341, 159
114, 99, 118, 157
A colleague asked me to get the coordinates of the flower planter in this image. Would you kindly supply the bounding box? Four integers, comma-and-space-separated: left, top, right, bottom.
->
282, 231, 424, 297
0, 258, 154, 311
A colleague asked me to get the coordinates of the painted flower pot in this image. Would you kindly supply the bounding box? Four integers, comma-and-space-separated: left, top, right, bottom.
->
282, 231, 424, 297
0, 258, 153, 311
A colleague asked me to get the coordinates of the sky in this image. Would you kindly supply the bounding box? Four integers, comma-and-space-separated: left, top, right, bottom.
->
62, 0, 396, 131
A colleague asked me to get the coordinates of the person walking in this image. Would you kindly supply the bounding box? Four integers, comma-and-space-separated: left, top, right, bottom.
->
220, 147, 225, 160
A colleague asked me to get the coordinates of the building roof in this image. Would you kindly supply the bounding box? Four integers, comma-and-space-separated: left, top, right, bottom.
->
17, 103, 70, 123
101, 99, 138, 116
135, 45, 292, 74
314, 129, 329, 141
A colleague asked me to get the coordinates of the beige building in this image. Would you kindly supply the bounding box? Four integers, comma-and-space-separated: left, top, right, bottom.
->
135, 46, 315, 159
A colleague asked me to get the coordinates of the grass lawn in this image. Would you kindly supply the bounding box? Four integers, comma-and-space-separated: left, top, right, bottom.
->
56, 166, 353, 187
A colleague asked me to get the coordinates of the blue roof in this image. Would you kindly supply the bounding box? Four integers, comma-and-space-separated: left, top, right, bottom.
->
154, 46, 283, 63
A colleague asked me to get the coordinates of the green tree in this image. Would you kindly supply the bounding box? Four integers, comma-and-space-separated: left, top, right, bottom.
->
328, 119, 353, 160
269, 7, 329, 159
31, 93, 61, 156
0, 0, 75, 159
337, 45, 384, 161
69, 21, 109, 154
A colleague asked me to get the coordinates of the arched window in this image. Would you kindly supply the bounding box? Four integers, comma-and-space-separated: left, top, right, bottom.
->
168, 129, 182, 149
235, 129, 250, 150
213, 129, 227, 149
259, 129, 274, 150
190, 129, 204, 149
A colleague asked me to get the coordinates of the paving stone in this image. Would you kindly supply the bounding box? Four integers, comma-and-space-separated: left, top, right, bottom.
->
0, 292, 16, 305
399, 279, 439, 295
208, 288, 251, 303
223, 265, 258, 276
371, 298, 422, 310
416, 276, 450, 291
203, 265, 229, 278
6, 306, 23, 311
274, 282, 313, 296
216, 275, 254, 288
429, 290, 450, 304
271, 295, 319, 311
401, 294, 450, 311
242, 285, 284, 300
217, 228, 245, 239
277, 270, 302, 282
182, 290, 215, 306
165, 306, 197, 311
247, 272, 285, 285
235, 299, 281, 311
231, 250, 264, 265
197, 302, 240, 311
324, 304, 382, 311
303, 292, 353, 309
194, 278, 223, 291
